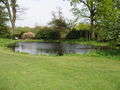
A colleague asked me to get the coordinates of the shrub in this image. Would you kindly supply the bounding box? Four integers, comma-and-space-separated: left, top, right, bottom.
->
48, 30, 60, 40
66, 30, 80, 39
19, 31, 26, 39
36, 27, 60, 40
11, 34, 20, 39
66, 29, 90, 39
21, 32, 35, 40
0, 25, 11, 38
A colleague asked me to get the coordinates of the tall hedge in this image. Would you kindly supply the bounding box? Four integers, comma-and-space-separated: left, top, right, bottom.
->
36, 27, 60, 40
66, 30, 91, 39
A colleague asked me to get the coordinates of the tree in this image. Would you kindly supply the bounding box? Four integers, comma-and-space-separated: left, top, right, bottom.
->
66, 18, 78, 30
114, 0, 120, 9
49, 8, 68, 29
48, 8, 68, 39
97, 0, 120, 42
69, 0, 99, 40
0, 3, 8, 25
0, 0, 18, 34
0, 2, 10, 38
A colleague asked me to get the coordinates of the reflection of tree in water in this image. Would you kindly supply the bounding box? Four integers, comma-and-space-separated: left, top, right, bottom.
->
55, 43, 64, 56
33, 42, 65, 56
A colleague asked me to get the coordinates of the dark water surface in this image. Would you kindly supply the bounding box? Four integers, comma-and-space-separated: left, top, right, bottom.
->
14, 42, 104, 55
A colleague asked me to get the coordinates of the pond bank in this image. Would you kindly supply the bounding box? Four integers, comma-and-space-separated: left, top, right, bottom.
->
0, 38, 119, 60
3, 38, 118, 47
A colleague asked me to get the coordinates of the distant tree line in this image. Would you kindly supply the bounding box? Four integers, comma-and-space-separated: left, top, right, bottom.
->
0, 0, 119, 44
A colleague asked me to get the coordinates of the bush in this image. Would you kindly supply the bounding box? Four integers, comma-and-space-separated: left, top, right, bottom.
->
0, 25, 11, 38
21, 32, 35, 40
66, 30, 80, 39
11, 34, 20, 39
66, 29, 90, 39
36, 27, 60, 40
11, 31, 26, 39
99, 22, 120, 43
19, 31, 26, 39
48, 31, 60, 40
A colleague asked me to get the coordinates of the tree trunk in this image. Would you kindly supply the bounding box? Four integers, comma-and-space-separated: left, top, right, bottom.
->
90, 13, 95, 40
2, 0, 17, 35
11, 22, 16, 34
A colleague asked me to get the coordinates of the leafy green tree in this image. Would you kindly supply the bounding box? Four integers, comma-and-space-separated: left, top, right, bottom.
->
97, 0, 120, 42
0, 3, 10, 38
48, 8, 68, 39
0, 0, 18, 34
36, 27, 60, 40
49, 8, 67, 29
69, 0, 99, 40
68, 0, 119, 42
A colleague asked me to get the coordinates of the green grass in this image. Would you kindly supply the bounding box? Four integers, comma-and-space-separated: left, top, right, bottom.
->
0, 38, 120, 90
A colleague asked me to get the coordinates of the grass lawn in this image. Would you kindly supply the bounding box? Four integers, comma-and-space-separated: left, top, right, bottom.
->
0, 39, 120, 90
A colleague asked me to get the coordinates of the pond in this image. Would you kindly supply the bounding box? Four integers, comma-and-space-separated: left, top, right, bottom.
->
14, 42, 105, 56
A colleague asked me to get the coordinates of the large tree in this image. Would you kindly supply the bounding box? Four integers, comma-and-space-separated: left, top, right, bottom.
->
70, 0, 99, 40
97, 0, 120, 42
0, 0, 18, 34
68, 0, 119, 41
48, 8, 68, 38
0, 1, 10, 38
0, 4, 8, 25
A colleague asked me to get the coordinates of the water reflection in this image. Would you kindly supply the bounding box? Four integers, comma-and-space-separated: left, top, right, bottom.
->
15, 42, 95, 55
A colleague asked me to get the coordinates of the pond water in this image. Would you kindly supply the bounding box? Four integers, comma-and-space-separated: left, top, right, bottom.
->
14, 42, 103, 55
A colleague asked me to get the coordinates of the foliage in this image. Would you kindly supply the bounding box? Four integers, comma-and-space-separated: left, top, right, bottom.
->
10, 27, 31, 39
66, 30, 81, 39
69, 0, 120, 42
0, 5, 8, 24
49, 19, 67, 29
0, 4, 11, 38
36, 27, 60, 40
49, 8, 67, 29
75, 23, 90, 30
48, 8, 68, 39
0, 25, 11, 38
49, 18, 68, 39
66, 18, 78, 29
1, 0, 18, 34
66, 29, 90, 39
97, 0, 120, 43
70, 0, 100, 40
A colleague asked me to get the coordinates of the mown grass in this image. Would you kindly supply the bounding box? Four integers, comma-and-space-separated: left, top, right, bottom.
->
0, 38, 120, 90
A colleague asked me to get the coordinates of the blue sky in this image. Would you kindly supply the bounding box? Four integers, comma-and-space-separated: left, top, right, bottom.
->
16, 0, 73, 27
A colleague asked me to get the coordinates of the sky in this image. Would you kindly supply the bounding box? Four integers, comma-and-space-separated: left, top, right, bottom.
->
16, 0, 73, 27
